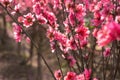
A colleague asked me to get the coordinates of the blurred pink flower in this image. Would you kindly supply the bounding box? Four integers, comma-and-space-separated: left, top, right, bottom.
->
67, 56, 76, 67
103, 48, 111, 57
18, 16, 24, 23
54, 69, 62, 80
76, 74, 85, 80
64, 72, 76, 80
84, 68, 91, 80
95, 27, 113, 47
1, 0, 13, 6
115, 16, 120, 23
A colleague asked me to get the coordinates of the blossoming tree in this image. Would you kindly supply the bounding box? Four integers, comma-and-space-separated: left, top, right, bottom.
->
0, 0, 120, 80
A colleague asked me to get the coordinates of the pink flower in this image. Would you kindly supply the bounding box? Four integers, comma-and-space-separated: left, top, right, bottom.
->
75, 26, 90, 40
68, 38, 77, 50
75, 4, 86, 18
32, 0, 40, 3
1, 0, 13, 6
95, 27, 113, 47
54, 69, 62, 80
46, 28, 55, 41
94, 11, 101, 20
53, 0, 62, 9
76, 74, 85, 80
53, 31, 69, 53
24, 0, 32, 7
14, 3, 21, 12
68, 12, 75, 26
93, 22, 119, 47
80, 39, 88, 48
92, 28, 98, 37
54, 31, 67, 47
63, 19, 71, 34
115, 16, 120, 24
18, 16, 24, 23
26, 37, 31, 43
84, 68, 91, 80
23, 13, 35, 28
50, 41, 56, 53
43, 11, 57, 25
64, 72, 76, 80
36, 15, 47, 24
103, 48, 111, 57
33, 3, 42, 15
67, 56, 76, 67
108, 22, 120, 40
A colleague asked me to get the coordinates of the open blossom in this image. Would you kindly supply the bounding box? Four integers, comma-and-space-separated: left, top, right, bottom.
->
75, 26, 90, 40
23, 13, 35, 28
64, 72, 76, 80
54, 69, 62, 80
12, 23, 22, 42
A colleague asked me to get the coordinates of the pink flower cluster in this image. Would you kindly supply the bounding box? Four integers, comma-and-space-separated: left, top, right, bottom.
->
54, 69, 98, 80
12, 23, 22, 42
89, 0, 120, 47
63, 69, 94, 80
93, 22, 120, 47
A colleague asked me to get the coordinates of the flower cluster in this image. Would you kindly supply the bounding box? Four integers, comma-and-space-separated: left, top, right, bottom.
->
1, 0, 120, 80
12, 23, 22, 42
63, 69, 93, 80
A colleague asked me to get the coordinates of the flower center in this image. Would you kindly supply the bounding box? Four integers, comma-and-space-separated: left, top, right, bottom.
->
27, 18, 32, 23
